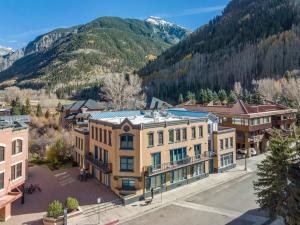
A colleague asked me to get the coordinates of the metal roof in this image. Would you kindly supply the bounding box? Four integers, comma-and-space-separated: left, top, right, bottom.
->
90, 111, 143, 120
167, 109, 210, 118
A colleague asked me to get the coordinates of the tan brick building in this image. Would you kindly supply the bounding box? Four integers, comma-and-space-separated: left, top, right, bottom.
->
0, 118, 28, 221
73, 110, 235, 203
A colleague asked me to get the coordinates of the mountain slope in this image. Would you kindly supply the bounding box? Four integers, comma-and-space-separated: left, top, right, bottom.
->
140, 0, 300, 101
0, 16, 190, 91
0, 46, 12, 56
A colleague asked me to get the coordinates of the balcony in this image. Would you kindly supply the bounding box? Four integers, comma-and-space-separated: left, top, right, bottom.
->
248, 134, 264, 142
249, 123, 272, 132
85, 153, 112, 174
273, 118, 296, 126
144, 154, 209, 177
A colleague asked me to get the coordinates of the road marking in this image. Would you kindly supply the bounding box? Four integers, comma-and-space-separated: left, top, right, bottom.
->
173, 201, 268, 224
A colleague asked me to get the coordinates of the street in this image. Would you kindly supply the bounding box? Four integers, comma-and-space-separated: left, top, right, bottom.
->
121, 155, 270, 225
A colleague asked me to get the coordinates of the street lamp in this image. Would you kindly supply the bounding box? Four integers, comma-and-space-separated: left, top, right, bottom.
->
64, 208, 68, 225
97, 197, 101, 225
244, 149, 248, 171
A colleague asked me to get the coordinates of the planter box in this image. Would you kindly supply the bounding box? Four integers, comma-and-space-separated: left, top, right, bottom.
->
43, 207, 82, 225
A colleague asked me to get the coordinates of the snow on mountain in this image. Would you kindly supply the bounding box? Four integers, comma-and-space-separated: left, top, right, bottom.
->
0, 45, 13, 56
146, 16, 175, 27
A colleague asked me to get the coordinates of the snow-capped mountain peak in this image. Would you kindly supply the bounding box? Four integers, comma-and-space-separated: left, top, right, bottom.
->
0, 45, 13, 56
146, 16, 175, 27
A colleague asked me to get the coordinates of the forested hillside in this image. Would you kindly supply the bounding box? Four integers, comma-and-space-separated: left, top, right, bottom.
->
0, 16, 190, 98
140, 0, 300, 101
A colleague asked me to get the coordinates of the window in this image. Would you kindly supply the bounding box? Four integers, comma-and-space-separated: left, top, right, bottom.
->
0, 146, 4, 162
208, 124, 211, 134
120, 135, 134, 150
191, 127, 196, 139
146, 174, 165, 190
103, 129, 107, 144
158, 131, 164, 145
230, 137, 234, 148
263, 117, 270, 123
104, 150, 108, 163
80, 139, 83, 150
182, 128, 187, 141
94, 146, 98, 160
169, 129, 174, 143
208, 140, 212, 151
91, 126, 94, 139
194, 144, 201, 158
220, 153, 233, 167
148, 132, 154, 147
108, 131, 112, 146
225, 138, 229, 149
122, 179, 135, 190
175, 129, 181, 142
99, 147, 102, 161
170, 147, 187, 163
170, 168, 187, 183
11, 162, 22, 180
220, 139, 224, 150
192, 162, 205, 176
250, 118, 260, 126
12, 139, 22, 155
99, 128, 102, 142
199, 126, 203, 138
0, 172, 3, 189
232, 118, 242, 125
95, 127, 98, 141
151, 152, 161, 170
120, 157, 134, 172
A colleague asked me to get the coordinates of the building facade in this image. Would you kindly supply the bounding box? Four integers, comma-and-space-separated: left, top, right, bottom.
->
75, 110, 235, 204
179, 100, 297, 154
0, 119, 28, 221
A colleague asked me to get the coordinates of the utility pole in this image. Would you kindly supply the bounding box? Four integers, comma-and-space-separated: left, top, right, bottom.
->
244, 149, 248, 171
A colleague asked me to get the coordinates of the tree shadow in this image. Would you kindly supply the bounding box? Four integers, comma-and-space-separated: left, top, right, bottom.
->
226, 208, 273, 225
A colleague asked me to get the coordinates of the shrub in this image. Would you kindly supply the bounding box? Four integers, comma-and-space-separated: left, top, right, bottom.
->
47, 200, 63, 218
65, 197, 79, 211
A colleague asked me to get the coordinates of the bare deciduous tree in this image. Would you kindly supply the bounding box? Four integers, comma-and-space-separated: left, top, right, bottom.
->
233, 82, 242, 97
252, 79, 282, 101
102, 73, 145, 110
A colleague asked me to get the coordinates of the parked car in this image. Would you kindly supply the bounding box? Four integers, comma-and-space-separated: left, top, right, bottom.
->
237, 148, 257, 156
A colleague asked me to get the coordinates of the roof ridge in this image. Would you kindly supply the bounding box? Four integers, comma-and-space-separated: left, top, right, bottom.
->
238, 99, 249, 114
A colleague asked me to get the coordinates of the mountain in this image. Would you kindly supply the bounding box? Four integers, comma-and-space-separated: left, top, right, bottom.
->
140, 0, 300, 101
0, 46, 13, 56
0, 16, 190, 94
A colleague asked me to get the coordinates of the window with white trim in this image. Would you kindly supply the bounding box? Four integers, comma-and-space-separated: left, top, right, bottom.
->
11, 162, 22, 180
12, 139, 22, 155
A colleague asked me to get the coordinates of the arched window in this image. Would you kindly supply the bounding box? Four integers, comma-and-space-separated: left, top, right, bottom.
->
120, 134, 133, 150
12, 139, 23, 155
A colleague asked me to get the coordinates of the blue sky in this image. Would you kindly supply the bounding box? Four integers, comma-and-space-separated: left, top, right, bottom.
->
0, 0, 230, 50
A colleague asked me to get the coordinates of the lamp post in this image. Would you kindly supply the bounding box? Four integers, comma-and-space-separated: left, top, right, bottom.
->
97, 197, 101, 225
244, 149, 248, 171
64, 208, 68, 225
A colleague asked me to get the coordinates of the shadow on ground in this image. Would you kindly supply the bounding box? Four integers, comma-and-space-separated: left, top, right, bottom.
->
226, 208, 271, 225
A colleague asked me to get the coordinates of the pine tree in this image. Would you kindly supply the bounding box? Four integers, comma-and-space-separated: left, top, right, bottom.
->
253, 130, 297, 220
228, 90, 237, 104
197, 89, 207, 105
36, 104, 43, 117
206, 89, 213, 103
45, 110, 50, 119
24, 98, 31, 115
212, 91, 219, 103
10, 98, 21, 115
252, 90, 264, 104
285, 144, 300, 225
218, 89, 227, 103
186, 91, 196, 103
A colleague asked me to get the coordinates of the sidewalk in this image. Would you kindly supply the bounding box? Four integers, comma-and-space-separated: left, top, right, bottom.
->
72, 161, 254, 225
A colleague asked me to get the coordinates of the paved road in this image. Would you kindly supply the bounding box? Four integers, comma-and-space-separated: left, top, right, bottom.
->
122, 155, 270, 225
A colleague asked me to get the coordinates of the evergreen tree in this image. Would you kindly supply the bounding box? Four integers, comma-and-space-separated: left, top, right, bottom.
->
45, 110, 50, 119
285, 145, 300, 225
10, 98, 21, 115
212, 91, 219, 103
252, 90, 264, 104
186, 91, 196, 103
197, 89, 207, 105
178, 94, 184, 104
254, 130, 297, 220
218, 89, 227, 103
24, 98, 31, 115
206, 89, 213, 103
228, 90, 237, 104
36, 104, 43, 117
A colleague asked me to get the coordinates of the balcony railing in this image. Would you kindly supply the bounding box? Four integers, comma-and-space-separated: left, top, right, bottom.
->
273, 118, 296, 126
85, 153, 112, 174
249, 123, 272, 132
144, 153, 209, 176
248, 134, 264, 142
